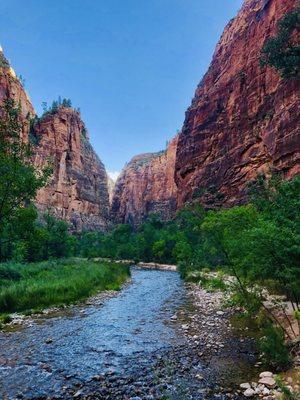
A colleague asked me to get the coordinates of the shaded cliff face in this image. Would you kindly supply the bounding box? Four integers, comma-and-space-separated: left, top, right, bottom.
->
33, 108, 110, 231
111, 136, 178, 226
0, 50, 110, 231
175, 0, 300, 208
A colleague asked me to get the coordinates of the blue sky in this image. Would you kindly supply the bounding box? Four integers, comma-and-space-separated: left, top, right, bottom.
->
0, 0, 243, 178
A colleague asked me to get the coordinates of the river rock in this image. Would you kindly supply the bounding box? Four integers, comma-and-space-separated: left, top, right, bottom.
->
259, 371, 274, 378
262, 387, 270, 395
254, 384, 265, 394
240, 383, 251, 390
244, 388, 256, 397
258, 377, 276, 389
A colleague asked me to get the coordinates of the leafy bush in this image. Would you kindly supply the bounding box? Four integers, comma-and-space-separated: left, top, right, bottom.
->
259, 324, 291, 370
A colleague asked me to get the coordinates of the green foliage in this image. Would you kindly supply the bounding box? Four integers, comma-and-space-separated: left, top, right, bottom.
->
41, 96, 73, 117
0, 258, 130, 314
185, 270, 227, 291
0, 206, 78, 263
28, 115, 41, 146
275, 376, 299, 400
0, 100, 51, 260
0, 264, 21, 281
0, 314, 12, 324
260, 324, 291, 370
0, 100, 50, 223
261, 9, 300, 78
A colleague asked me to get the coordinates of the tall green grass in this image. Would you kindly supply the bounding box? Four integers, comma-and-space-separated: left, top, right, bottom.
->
0, 258, 130, 315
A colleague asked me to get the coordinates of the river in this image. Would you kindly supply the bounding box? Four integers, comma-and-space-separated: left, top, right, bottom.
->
0, 267, 256, 399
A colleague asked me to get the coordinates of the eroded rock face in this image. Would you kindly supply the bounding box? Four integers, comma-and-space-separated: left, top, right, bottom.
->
111, 136, 178, 226
33, 109, 110, 231
0, 53, 34, 141
0, 50, 110, 231
175, 0, 300, 208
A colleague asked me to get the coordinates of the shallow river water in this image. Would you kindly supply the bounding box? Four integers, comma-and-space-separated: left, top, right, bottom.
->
0, 267, 258, 400
0, 268, 188, 399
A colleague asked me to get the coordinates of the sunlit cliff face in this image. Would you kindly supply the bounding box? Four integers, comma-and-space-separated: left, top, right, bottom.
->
175, 0, 300, 208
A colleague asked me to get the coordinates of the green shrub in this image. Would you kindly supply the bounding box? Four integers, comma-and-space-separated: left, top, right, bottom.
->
275, 376, 299, 400
259, 324, 291, 370
0, 314, 12, 324
202, 277, 227, 292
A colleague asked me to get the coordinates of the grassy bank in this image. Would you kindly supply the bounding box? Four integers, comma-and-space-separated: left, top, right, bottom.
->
0, 258, 130, 317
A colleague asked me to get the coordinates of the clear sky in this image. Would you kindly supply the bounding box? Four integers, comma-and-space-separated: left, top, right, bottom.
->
0, 0, 243, 178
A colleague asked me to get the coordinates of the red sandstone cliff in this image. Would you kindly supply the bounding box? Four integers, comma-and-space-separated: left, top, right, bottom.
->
175, 0, 300, 208
111, 136, 178, 225
0, 49, 110, 231
33, 108, 109, 231
0, 51, 34, 141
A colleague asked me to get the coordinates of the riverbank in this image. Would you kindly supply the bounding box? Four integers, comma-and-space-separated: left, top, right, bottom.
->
0, 258, 130, 322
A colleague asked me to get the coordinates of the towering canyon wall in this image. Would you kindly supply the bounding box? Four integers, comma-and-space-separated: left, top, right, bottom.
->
175, 0, 300, 208
111, 136, 178, 226
0, 51, 110, 231
33, 109, 109, 231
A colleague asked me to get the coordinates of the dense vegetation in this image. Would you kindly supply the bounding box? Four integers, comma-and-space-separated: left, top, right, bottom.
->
0, 259, 130, 317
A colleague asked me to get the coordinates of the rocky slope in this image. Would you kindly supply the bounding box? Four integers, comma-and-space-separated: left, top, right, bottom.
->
0, 49, 110, 231
111, 136, 178, 226
175, 0, 300, 208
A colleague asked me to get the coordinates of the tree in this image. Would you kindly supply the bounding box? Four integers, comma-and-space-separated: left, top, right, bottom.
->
172, 240, 192, 263
40, 213, 71, 259
261, 9, 300, 78
0, 100, 50, 256
152, 239, 167, 262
